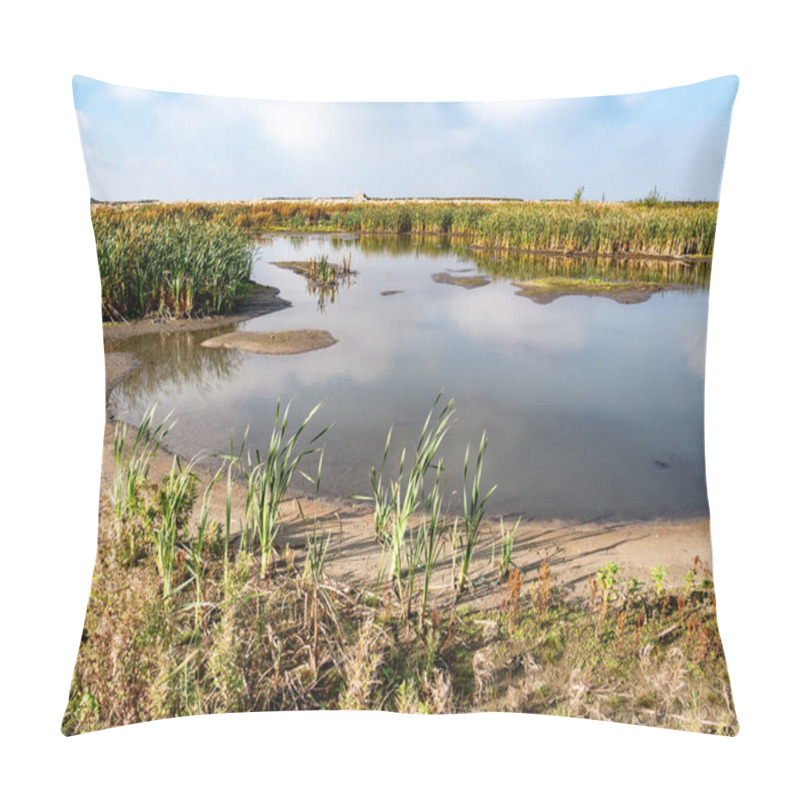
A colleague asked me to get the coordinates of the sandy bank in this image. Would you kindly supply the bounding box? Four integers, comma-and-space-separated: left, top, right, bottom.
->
201, 329, 337, 355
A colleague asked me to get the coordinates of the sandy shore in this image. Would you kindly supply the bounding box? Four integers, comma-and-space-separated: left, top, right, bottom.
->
101, 285, 714, 609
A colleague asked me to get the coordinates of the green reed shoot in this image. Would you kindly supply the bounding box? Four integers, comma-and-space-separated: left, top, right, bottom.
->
303, 449, 330, 587
186, 464, 224, 646
155, 455, 198, 599
244, 401, 329, 579
216, 431, 247, 584
498, 516, 521, 580
368, 428, 394, 541
380, 395, 455, 614
454, 432, 496, 598
416, 461, 446, 623
304, 526, 331, 589
112, 404, 173, 521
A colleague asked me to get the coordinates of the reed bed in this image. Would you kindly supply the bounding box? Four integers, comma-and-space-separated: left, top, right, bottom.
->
92, 199, 719, 258
93, 211, 254, 320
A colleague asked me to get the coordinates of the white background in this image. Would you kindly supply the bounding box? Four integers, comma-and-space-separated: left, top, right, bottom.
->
2, 1, 797, 796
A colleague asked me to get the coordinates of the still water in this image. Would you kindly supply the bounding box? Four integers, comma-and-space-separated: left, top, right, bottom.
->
108, 235, 710, 520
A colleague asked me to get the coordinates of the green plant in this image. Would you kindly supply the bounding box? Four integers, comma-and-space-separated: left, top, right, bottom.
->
596, 561, 620, 631
498, 516, 521, 580
415, 461, 447, 623
244, 401, 329, 579
376, 394, 455, 616
367, 428, 394, 541
154, 455, 198, 599
626, 577, 644, 606
454, 432, 496, 598
111, 405, 173, 521
186, 464, 224, 648
94, 213, 254, 320
650, 564, 668, 598
683, 566, 696, 595
304, 450, 331, 589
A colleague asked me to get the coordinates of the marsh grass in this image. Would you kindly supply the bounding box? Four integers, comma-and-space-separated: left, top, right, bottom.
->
369, 394, 455, 618
454, 433, 496, 598
155, 455, 198, 599
111, 406, 174, 566
94, 212, 254, 320
244, 401, 330, 579
498, 516, 521, 580
64, 405, 736, 735
93, 199, 720, 259
111, 406, 172, 520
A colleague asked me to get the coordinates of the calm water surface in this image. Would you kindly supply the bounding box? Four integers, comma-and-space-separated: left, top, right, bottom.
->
109, 235, 710, 520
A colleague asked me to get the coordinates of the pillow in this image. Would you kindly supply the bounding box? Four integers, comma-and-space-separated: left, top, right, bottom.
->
64, 75, 739, 735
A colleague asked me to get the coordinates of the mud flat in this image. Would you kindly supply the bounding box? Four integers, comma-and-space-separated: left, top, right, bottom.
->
513, 277, 673, 304
432, 272, 491, 289
201, 329, 337, 355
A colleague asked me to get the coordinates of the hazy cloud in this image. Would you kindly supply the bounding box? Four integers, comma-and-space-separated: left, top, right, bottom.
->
72, 75, 738, 202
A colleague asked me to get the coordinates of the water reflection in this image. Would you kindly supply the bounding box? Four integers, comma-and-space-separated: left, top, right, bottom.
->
110, 234, 711, 519
474, 251, 711, 287
346, 234, 710, 288
108, 326, 244, 406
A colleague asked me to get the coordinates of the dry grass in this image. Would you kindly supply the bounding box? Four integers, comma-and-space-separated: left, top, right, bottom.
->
91, 199, 719, 258
63, 467, 737, 734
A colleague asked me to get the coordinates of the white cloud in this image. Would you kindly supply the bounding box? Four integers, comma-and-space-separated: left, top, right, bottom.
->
257, 103, 340, 152
446, 283, 588, 356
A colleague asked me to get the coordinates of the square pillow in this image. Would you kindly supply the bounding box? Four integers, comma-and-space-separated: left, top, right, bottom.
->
64, 74, 738, 735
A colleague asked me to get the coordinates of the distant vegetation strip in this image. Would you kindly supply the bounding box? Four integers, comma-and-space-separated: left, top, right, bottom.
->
92, 199, 720, 258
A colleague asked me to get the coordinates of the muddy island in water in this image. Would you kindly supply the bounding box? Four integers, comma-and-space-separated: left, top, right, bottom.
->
201, 329, 337, 355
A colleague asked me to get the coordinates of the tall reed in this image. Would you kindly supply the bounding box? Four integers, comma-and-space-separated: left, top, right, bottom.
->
244, 401, 329, 579
94, 200, 720, 259
454, 432, 496, 598
94, 212, 254, 320
111, 405, 173, 522
373, 394, 455, 615
155, 455, 198, 599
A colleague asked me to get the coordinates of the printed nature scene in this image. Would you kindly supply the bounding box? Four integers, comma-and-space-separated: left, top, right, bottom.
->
64, 77, 738, 735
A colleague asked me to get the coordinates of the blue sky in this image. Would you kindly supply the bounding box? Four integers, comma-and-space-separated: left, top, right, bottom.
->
73, 75, 737, 202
